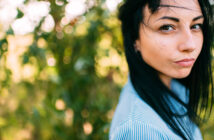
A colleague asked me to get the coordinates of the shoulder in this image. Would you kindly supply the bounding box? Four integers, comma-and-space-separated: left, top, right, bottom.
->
110, 77, 203, 140
110, 78, 182, 140
110, 78, 170, 128
110, 120, 182, 140
110, 94, 182, 140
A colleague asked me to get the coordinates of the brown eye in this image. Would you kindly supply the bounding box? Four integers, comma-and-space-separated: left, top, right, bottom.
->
191, 24, 203, 31
159, 24, 175, 32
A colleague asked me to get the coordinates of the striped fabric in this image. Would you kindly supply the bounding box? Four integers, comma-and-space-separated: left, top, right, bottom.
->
109, 77, 203, 140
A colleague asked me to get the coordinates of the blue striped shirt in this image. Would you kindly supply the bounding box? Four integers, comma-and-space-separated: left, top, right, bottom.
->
109, 77, 202, 140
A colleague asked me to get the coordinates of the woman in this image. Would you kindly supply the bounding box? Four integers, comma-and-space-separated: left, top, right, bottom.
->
110, 0, 214, 139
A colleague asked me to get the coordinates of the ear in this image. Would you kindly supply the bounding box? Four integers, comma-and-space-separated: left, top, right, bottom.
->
134, 39, 141, 51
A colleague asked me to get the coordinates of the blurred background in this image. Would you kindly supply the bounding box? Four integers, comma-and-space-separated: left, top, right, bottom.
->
0, 0, 213, 140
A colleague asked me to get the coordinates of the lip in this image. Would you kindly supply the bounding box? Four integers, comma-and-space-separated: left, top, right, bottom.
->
175, 58, 195, 67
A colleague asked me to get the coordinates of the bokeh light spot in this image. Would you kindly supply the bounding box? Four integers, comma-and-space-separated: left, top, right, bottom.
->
64, 109, 74, 126
83, 122, 93, 135
55, 99, 66, 110
47, 57, 56, 67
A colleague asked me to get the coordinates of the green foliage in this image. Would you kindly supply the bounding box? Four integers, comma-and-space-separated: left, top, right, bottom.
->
0, 0, 125, 140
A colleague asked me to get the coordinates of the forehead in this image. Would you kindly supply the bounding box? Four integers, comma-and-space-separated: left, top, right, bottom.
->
160, 0, 200, 8
144, 0, 202, 21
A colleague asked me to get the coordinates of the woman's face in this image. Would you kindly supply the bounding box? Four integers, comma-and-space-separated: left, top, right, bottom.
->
135, 0, 203, 86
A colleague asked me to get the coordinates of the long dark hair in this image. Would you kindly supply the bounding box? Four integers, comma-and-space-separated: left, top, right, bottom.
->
119, 0, 214, 139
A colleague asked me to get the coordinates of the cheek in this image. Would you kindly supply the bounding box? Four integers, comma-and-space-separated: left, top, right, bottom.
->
140, 39, 174, 65
195, 35, 203, 54
199, 37, 203, 50
150, 38, 176, 58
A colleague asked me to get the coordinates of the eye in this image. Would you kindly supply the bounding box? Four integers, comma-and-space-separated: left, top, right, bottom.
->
191, 24, 203, 31
159, 24, 175, 33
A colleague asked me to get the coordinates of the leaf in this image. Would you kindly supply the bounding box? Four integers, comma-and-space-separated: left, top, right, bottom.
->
17, 9, 24, 19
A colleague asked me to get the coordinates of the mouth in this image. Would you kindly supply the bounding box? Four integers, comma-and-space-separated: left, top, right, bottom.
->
175, 58, 195, 67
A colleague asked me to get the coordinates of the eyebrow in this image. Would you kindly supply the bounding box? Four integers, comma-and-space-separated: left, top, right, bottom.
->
157, 15, 204, 22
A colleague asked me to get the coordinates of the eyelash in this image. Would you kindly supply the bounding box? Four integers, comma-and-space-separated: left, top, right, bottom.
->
159, 24, 203, 33
159, 24, 175, 32
191, 24, 203, 30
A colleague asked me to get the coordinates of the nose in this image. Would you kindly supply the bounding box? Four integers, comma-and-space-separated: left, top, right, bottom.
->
178, 28, 196, 52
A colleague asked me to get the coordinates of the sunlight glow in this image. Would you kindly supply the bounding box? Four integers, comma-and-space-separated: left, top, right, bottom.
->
62, 0, 94, 26
11, 1, 50, 35
83, 122, 93, 135
55, 99, 66, 111
8, 98, 19, 112
1, 0, 24, 7
11, 17, 35, 35
37, 38, 47, 48
106, 0, 122, 12
47, 57, 56, 67
22, 64, 37, 82
55, 0, 64, 6
23, 1, 50, 22
65, 0, 87, 21
64, 109, 74, 126
16, 129, 32, 140
0, 0, 25, 31
41, 14, 55, 32
6, 35, 34, 82
0, 7, 17, 31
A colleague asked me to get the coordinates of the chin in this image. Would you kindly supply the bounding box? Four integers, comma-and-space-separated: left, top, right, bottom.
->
173, 69, 192, 79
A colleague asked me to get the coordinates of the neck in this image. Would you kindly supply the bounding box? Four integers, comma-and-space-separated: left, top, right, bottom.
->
158, 73, 172, 89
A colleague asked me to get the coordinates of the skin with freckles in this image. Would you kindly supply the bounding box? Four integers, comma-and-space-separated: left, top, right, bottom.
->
135, 0, 204, 88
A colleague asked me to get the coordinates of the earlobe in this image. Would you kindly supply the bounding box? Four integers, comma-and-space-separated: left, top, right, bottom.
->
134, 40, 141, 52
